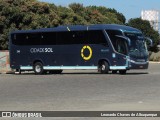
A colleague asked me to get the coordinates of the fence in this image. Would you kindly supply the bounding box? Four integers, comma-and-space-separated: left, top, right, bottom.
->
0, 50, 11, 73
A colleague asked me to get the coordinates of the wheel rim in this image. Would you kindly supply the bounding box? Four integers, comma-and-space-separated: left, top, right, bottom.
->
101, 64, 106, 71
35, 65, 41, 73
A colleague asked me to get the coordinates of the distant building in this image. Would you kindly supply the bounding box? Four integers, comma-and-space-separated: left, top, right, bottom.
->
141, 10, 159, 32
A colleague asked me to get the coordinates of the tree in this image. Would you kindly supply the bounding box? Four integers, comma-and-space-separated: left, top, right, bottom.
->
107, 8, 126, 24
69, 3, 126, 24
127, 18, 160, 52
58, 5, 87, 25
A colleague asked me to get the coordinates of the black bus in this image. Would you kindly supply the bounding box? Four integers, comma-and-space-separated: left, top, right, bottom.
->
9, 24, 152, 74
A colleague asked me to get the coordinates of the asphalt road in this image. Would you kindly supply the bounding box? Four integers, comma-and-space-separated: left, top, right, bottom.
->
0, 63, 160, 119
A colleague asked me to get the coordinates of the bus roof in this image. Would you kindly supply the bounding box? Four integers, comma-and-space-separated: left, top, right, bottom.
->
11, 24, 142, 34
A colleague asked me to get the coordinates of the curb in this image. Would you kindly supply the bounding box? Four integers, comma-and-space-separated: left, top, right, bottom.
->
149, 61, 160, 64
0, 71, 15, 74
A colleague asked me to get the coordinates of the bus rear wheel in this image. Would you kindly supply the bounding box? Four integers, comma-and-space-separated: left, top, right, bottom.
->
99, 61, 109, 74
34, 62, 44, 75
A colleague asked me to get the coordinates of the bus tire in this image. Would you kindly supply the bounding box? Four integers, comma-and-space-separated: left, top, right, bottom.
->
119, 70, 126, 75
34, 62, 44, 75
15, 69, 21, 74
99, 61, 109, 74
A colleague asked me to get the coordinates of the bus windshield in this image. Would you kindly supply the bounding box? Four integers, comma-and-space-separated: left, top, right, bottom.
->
124, 32, 148, 58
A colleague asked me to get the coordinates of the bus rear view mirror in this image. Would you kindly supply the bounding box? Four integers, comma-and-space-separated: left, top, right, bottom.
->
145, 37, 153, 47
115, 35, 131, 46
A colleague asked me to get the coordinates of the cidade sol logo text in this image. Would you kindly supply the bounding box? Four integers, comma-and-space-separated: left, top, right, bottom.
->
30, 48, 53, 53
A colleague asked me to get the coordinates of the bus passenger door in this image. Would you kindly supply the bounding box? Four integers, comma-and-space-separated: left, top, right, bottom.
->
114, 37, 129, 67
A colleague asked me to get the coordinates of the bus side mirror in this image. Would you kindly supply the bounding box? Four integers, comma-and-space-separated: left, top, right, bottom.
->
115, 35, 131, 46
145, 37, 153, 48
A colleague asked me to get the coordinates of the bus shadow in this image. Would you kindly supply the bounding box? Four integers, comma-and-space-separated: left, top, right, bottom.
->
122, 72, 149, 75
61, 72, 100, 75
11, 71, 149, 75
60, 72, 149, 75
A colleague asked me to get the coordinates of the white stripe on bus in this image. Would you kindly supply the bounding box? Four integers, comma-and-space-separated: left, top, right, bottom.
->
110, 66, 127, 70
43, 66, 97, 70
20, 66, 127, 70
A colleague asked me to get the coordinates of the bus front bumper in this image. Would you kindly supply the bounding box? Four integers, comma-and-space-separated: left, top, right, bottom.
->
128, 60, 149, 69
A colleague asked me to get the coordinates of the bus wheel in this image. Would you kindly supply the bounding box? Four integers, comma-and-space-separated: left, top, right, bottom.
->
34, 62, 44, 75
112, 70, 117, 74
15, 69, 21, 74
99, 61, 109, 74
119, 70, 126, 75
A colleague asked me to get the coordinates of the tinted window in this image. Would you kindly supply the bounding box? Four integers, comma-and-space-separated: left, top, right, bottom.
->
26, 33, 41, 45
41, 32, 56, 45
88, 30, 107, 44
57, 30, 107, 45
12, 33, 27, 45
12, 33, 41, 45
57, 31, 87, 45
106, 30, 122, 49
73, 31, 87, 44
116, 38, 128, 55
11, 30, 108, 45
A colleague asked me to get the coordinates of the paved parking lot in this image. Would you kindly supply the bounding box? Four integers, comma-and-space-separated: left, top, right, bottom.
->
0, 63, 160, 114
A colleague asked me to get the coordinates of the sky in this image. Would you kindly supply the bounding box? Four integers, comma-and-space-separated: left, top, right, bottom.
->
39, 0, 160, 21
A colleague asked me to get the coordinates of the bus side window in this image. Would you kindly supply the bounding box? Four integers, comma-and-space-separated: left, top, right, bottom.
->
106, 30, 123, 50
42, 32, 57, 45
73, 31, 86, 44
87, 30, 108, 45
57, 31, 86, 45
26, 33, 41, 45
116, 39, 128, 55
12, 33, 27, 45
